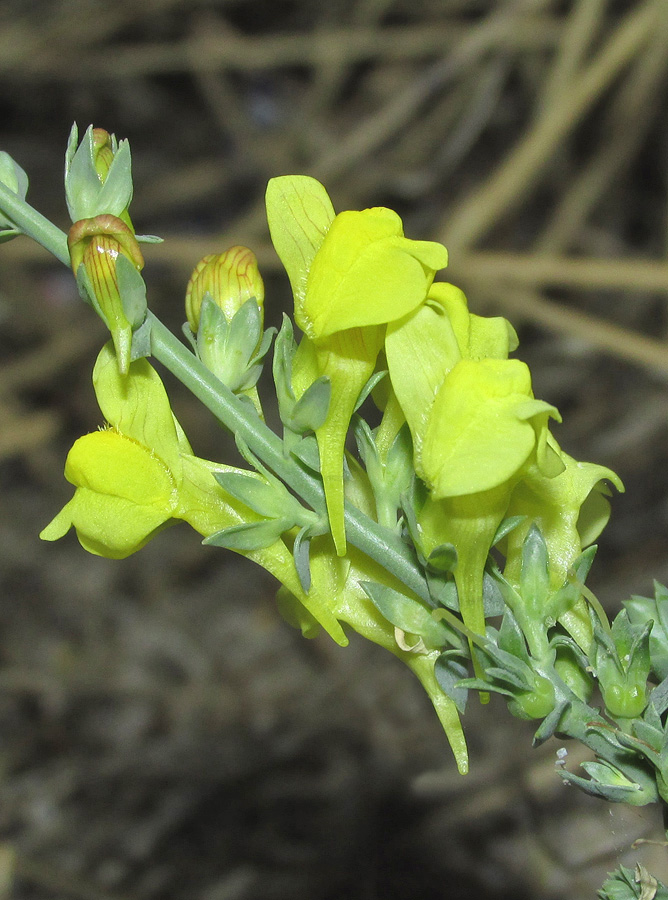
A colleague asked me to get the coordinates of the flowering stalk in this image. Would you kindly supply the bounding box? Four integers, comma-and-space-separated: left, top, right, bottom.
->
1, 127, 668, 897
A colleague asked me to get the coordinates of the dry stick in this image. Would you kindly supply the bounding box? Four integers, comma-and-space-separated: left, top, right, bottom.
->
14, 854, 133, 900
451, 252, 668, 295
492, 14, 668, 375
449, 250, 668, 376
216, 0, 555, 245
307, 0, 396, 113
313, 0, 553, 185
13, 18, 563, 79
428, 56, 509, 183
185, 13, 292, 186
538, 0, 608, 113
536, 14, 668, 254
439, 0, 663, 254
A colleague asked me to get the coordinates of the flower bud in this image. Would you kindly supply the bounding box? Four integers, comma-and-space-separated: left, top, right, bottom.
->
185, 246, 264, 333
65, 124, 134, 226
68, 214, 145, 373
91, 128, 115, 181
507, 674, 556, 720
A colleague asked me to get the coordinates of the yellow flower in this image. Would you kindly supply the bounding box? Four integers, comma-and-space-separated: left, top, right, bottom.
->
41, 342, 348, 644
266, 175, 447, 554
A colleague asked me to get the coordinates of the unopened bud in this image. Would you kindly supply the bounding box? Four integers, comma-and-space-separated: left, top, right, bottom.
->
65, 124, 134, 227
91, 128, 115, 181
68, 215, 145, 373
185, 246, 264, 333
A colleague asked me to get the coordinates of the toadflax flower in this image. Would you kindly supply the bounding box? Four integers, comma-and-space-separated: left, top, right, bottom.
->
40, 340, 207, 558
387, 281, 561, 663
40, 342, 348, 644
266, 175, 448, 555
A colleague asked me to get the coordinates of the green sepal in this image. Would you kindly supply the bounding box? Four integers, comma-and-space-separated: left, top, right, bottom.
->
292, 525, 312, 592
427, 544, 458, 574
649, 676, 668, 717
214, 470, 290, 520
290, 377, 331, 433
205, 519, 290, 552
274, 315, 330, 434
550, 635, 594, 703
532, 699, 570, 746
519, 524, 550, 613
65, 123, 133, 222
472, 632, 534, 688
625, 582, 668, 682
130, 316, 153, 362
197, 297, 271, 393
115, 251, 147, 328
354, 419, 413, 531
593, 609, 651, 720
289, 435, 321, 471
457, 677, 514, 699
482, 665, 532, 693
361, 581, 456, 651
354, 371, 387, 414
599, 865, 668, 900
434, 651, 469, 714
559, 762, 648, 804
492, 515, 525, 546
497, 607, 531, 666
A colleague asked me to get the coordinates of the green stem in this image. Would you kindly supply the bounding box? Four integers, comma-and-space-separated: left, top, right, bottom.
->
148, 314, 431, 604
0, 183, 69, 265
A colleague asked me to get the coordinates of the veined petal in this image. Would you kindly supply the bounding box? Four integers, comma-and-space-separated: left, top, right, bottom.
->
265, 175, 335, 311
421, 358, 551, 498
385, 300, 461, 455
40, 491, 172, 559
64, 429, 176, 505
505, 441, 624, 588
40, 429, 177, 559
303, 209, 448, 338
93, 342, 188, 473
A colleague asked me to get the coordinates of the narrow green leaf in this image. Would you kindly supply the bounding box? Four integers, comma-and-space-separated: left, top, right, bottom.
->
204, 519, 286, 552
361, 581, 451, 650
434, 652, 468, 714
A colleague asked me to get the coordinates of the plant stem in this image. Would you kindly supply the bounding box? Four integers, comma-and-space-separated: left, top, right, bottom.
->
148, 313, 432, 604
0, 183, 69, 265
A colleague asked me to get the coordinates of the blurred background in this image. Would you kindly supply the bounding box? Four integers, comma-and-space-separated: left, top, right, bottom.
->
2, 0, 668, 897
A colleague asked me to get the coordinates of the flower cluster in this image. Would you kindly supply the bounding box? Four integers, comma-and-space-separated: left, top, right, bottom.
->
39, 156, 632, 781
1, 121, 665, 900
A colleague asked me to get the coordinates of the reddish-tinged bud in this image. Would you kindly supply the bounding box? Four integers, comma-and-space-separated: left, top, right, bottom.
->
185, 246, 264, 333
68, 215, 145, 373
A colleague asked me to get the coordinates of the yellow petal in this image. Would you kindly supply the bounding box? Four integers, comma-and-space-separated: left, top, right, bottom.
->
303, 209, 448, 338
